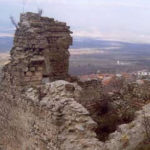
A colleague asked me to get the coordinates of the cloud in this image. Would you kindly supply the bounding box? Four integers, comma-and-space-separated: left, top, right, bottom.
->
3, 0, 148, 8
0, 33, 14, 37
0, 27, 15, 32
1, 0, 150, 44
92, 1, 150, 9
73, 29, 150, 44
32, 0, 150, 9
1, 0, 150, 9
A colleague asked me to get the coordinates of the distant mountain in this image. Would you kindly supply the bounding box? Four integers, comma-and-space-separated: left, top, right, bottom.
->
69, 37, 150, 75
1, 36, 150, 55
1, 36, 150, 75
71, 37, 150, 54
71, 37, 123, 49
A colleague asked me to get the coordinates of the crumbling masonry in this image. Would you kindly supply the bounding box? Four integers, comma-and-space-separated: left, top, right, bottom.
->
0, 12, 149, 150
4, 12, 72, 86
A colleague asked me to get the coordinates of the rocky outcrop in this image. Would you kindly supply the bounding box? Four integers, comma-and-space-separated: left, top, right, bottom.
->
1, 78, 150, 150
0, 80, 103, 150
104, 104, 150, 150
23, 81, 103, 150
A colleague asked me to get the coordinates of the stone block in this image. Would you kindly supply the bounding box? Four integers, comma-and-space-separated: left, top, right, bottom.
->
31, 76, 42, 81
30, 67, 36, 71
35, 72, 42, 77
37, 67, 43, 71
24, 76, 31, 81
26, 71, 32, 77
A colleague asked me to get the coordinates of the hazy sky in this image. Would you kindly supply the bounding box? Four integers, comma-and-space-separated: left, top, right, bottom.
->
1, 0, 150, 43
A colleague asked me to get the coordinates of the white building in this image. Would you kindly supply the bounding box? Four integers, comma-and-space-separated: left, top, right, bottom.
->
137, 70, 150, 77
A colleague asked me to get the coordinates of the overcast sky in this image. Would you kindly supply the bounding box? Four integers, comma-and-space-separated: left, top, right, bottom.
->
1, 0, 150, 43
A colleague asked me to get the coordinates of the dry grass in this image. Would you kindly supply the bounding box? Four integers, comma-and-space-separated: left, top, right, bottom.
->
0, 53, 10, 66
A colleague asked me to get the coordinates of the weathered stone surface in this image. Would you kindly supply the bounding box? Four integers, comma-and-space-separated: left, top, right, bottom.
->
104, 104, 150, 150
0, 12, 150, 150
0, 80, 104, 150
1, 76, 150, 150
3, 12, 72, 86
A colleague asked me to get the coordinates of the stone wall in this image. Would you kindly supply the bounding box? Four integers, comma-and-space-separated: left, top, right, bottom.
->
1, 78, 150, 150
77, 79, 103, 107
0, 12, 150, 150
3, 12, 72, 86
0, 80, 103, 150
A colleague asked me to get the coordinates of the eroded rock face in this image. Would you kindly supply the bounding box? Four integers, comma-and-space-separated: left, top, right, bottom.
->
3, 12, 72, 86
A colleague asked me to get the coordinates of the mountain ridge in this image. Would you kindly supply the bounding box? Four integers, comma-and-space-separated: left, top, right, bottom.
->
1, 36, 150, 52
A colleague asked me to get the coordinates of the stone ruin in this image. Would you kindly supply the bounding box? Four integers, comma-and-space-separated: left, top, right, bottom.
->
3, 12, 72, 86
0, 12, 150, 150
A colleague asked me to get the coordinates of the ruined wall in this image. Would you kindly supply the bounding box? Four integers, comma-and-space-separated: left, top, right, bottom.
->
0, 80, 104, 150
0, 12, 150, 150
0, 12, 104, 150
3, 12, 72, 86
1, 78, 149, 150
77, 79, 103, 107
